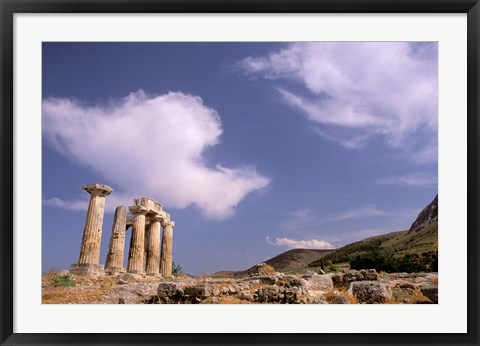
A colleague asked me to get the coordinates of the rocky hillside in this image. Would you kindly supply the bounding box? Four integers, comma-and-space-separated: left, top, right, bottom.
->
308, 223, 437, 267
408, 195, 438, 233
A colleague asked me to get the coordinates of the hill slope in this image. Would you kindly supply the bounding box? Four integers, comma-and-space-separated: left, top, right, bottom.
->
308, 223, 437, 267
262, 248, 333, 271
245, 195, 438, 272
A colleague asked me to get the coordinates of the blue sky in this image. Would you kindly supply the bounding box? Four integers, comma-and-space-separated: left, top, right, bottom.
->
42, 42, 438, 275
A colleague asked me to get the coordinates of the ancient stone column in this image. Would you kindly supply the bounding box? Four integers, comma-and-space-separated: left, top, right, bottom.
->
71, 184, 112, 276
160, 220, 175, 277
146, 216, 162, 276
104, 206, 127, 274
143, 224, 151, 273
127, 206, 148, 274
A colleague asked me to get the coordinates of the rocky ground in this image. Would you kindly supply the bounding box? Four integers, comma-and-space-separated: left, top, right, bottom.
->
42, 264, 438, 304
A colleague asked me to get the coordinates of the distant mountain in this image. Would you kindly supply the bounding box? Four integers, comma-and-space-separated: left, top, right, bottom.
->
262, 248, 333, 271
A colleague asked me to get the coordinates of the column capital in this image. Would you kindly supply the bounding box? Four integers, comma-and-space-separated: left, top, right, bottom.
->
149, 215, 163, 223
128, 205, 149, 215
161, 220, 175, 228
82, 184, 113, 197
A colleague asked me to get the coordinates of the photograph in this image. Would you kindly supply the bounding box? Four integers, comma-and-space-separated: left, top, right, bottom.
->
40, 41, 439, 305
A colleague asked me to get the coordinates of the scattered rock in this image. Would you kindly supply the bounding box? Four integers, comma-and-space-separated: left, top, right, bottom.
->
244, 263, 276, 277
284, 276, 307, 288
420, 285, 438, 303
184, 284, 214, 302
304, 274, 334, 292
364, 269, 378, 281
325, 293, 349, 304
348, 281, 392, 304
114, 282, 158, 304
303, 270, 317, 278
157, 282, 184, 303
332, 274, 344, 287
398, 283, 416, 290
117, 273, 134, 285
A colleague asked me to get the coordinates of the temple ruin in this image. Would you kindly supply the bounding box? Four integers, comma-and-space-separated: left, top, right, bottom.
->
70, 184, 176, 277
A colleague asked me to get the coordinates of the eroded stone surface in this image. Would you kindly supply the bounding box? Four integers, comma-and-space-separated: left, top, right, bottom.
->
71, 184, 113, 276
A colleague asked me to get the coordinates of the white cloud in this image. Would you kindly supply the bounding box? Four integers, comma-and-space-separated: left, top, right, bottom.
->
42, 91, 270, 220
376, 172, 437, 188
240, 42, 438, 160
266, 236, 335, 250
329, 206, 393, 221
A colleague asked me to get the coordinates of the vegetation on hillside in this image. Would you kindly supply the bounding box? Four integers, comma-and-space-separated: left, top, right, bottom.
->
350, 250, 438, 273
308, 223, 438, 268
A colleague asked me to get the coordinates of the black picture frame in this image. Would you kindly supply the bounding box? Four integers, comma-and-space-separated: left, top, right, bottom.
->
1, 1, 479, 345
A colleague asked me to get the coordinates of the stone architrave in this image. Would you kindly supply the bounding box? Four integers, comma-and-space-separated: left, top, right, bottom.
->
160, 220, 175, 277
70, 184, 113, 276
146, 216, 162, 276
127, 206, 148, 274
104, 206, 127, 274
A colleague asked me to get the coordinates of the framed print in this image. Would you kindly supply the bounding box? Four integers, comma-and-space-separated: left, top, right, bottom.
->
1, 1, 479, 345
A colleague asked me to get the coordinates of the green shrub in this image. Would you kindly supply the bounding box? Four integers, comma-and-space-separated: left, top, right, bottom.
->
172, 262, 183, 276
50, 273, 76, 287
350, 251, 438, 273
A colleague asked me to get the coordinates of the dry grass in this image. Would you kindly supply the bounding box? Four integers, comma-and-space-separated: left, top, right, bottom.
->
263, 264, 276, 275
217, 296, 253, 304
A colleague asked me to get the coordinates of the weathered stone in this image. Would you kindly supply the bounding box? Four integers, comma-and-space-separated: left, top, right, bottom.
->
127, 206, 148, 274
364, 269, 378, 281
420, 285, 438, 303
71, 184, 112, 276
157, 282, 183, 303
114, 282, 158, 304
303, 270, 317, 278
160, 220, 175, 277
134, 197, 164, 215
146, 216, 161, 275
238, 291, 254, 302
105, 206, 127, 274
284, 276, 307, 288
117, 273, 134, 285
246, 263, 275, 276
184, 284, 214, 301
304, 274, 334, 291
332, 273, 344, 287
143, 224, 151, 273
348, 281, 392, 304
325, 293, 350, 304
399, 283, 416, 290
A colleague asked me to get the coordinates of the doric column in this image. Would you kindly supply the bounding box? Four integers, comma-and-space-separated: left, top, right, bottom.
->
105, 206, 127, 274
160, 220, 175, 277
143, 224, 151, 272
127, 206, 148, 274
146, 216, 162, 276
71, 184, 112, 276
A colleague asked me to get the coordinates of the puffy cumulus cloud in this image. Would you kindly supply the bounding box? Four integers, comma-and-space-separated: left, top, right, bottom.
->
42, 91, 270, 220
266, 236, 335, 249
240, 42, 438, 160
